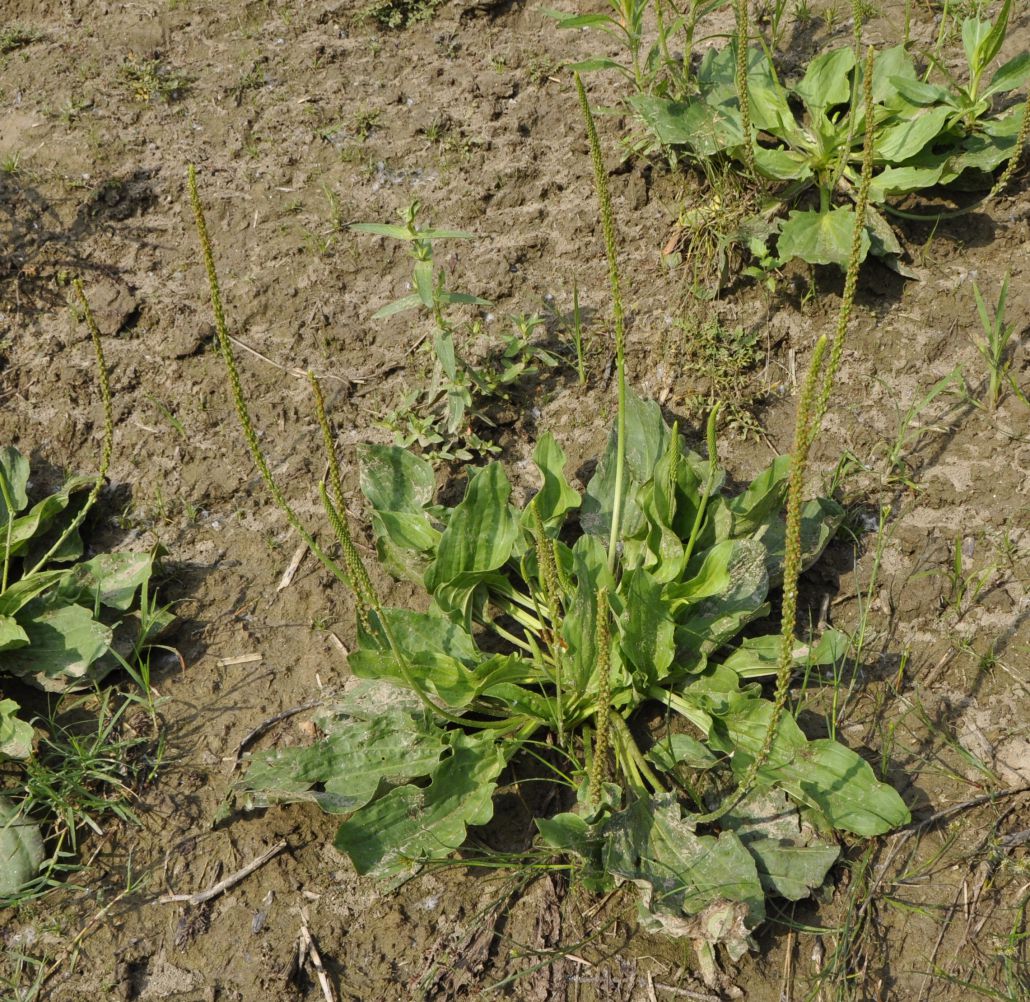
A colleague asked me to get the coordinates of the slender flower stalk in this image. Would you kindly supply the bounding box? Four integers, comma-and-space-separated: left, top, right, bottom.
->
26, 282, 114, 577
735, 0, 755, 175
575, 74, 627, 575
590, 588, 612, 805
808, 46, 876, 447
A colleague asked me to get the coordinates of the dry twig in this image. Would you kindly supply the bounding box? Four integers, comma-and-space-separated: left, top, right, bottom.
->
158, 839, 288, 906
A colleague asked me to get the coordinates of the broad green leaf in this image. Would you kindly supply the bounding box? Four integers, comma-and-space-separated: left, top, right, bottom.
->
868, 163, 947, 202
795, 47, 855, 113
0, 796, 43, 896
360, 444, 435, 513
536, 812, 593, 852
646, 733, 719, 771
618, 567, 675, 683
950, 108, 1025, 175
3, 475, 94, 559
0, 570, 69, 619
582, 391, 669, 539
562, 534, 613, 691
701, 456, 790, 547
602, 796, 764, 956
887, 75, 952, 107
0, 615, 29, 652
711, 696, 911, 836
877, 105, 953, 161
667, 539, 737, 609
777, 208, 870, 269
525, 432, 580, 532
425, 463, 519, 623
630, 94, 743, 156
56, 551, 154, 611
872, 46, 918, 106
0, 447, 30, 524
334, 730, 506, 880
752, 147, 812, 182
360, 445, 440, 581
235, 708, 446, 814
675, 539, 770, 657
761, 497, 845, 585
984, 52, 1030, 98
723, 790, 840, 900
0, 700, 32, 760
719, 628, 849, 678
349, 607, 485, 705
0, 601, 112, 690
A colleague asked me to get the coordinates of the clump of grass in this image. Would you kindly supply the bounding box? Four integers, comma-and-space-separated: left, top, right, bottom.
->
0, 26, 42, 55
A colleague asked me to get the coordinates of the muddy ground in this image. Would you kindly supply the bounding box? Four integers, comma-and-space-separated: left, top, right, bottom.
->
0, 0, 1028, 999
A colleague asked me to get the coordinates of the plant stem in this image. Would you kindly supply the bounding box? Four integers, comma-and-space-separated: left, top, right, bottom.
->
682, 404, 720, 569
610, 713, 667, 794
26, 281, 114, 578
572, 280, 586, 385
575, 74, 628, 575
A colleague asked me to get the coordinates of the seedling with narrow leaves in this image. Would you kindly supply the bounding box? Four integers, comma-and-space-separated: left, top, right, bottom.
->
972, 273, 1023, 411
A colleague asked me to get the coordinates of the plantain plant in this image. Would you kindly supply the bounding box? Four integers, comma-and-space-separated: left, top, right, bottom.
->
569, 0, 1029, 273
194, 66, 908, 975
0, 283, 167, 896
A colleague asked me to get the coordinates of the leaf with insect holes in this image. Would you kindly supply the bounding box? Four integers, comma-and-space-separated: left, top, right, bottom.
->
334, 729, 507, 881
602, 795, 764, 959
718, 628, 850, 679
56, 551, 155, 611
0, 795, 43, 895
722, 790, 840, 901
629, 94, 743, 156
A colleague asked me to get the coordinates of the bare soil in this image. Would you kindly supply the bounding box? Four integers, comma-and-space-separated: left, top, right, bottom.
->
0, 1, 1027, 1000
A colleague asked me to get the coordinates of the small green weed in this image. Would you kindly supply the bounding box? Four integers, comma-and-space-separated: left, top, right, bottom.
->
120, 58, 191, 103
675, 315, 764, 437
354, 201, 560, 462
0, 26, 41, 55
972, 273, 1023, 411
364, 0, 442, 29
